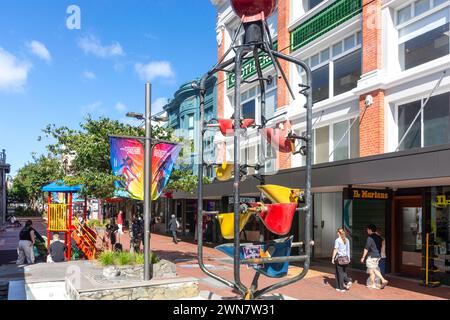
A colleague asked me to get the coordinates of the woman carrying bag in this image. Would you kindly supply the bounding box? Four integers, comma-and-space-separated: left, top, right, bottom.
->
332, 228, 352, 292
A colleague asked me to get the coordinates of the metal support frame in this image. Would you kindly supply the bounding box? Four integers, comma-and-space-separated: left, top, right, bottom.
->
196, 19, 313, 300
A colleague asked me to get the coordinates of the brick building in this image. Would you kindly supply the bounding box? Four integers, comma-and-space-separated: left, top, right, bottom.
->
206, 0, 450, 284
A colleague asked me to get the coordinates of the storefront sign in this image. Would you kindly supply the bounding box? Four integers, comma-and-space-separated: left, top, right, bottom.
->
432, 195, 450, 208
228, 197, 258, 204
350, 188, 390, 200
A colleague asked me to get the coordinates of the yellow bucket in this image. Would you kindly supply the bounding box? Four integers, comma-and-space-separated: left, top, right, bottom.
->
217, 212, 253, 240
215, 162, 233, 181
257, 185, 303, 204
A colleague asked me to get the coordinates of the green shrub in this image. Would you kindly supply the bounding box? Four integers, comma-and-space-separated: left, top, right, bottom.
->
13, 207, 41, 217
135, 253, 144, 265
97, 251, 160, 266
114, 251, 133, 266
98, 251, 115, 266
86, 219, 106, 229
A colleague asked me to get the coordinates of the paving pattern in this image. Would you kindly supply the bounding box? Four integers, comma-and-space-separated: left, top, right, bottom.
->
1, 219, 450, 300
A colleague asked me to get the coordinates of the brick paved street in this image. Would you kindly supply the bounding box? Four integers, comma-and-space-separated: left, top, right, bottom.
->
115, 231, 450, 300
1, 219, 449, 300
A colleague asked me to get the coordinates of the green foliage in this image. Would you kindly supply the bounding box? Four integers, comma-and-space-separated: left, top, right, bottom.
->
97, 251, 159, 266
11, 155, 64, 207
98, 251, 115, 266
166, 167, 212, 194
13, 207, 41, 217
41, 116, 177, 199
115, 251, 132, 266
86, 219, 106, 229
135, 253, 145, 265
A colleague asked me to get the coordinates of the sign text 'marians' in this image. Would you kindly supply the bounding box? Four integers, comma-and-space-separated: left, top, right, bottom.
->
353, 189, 389, 200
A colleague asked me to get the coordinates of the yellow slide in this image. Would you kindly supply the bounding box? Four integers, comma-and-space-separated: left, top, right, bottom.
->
257, 185, 303, 204
217, 212, 253, 240
215, 162, 233, 181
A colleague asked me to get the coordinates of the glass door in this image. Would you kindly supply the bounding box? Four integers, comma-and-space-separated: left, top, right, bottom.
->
398, 199, 423, 276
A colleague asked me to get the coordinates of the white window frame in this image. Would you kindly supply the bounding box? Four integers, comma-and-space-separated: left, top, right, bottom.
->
301, 31, 362, 103
291, 115, 360, 167
395, 91, 450, 150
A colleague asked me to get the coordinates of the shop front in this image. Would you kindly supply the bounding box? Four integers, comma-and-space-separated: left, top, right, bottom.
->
392, 187, 450, 285
343, 188, 391, 271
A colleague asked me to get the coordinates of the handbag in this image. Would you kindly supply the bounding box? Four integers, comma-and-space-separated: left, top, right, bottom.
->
336, 256, 350, 266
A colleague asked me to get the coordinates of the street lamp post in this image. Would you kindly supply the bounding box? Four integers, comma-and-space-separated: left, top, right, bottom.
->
143, 83, 153, 281
126, 83, 153, 281
126, 83, 169, 281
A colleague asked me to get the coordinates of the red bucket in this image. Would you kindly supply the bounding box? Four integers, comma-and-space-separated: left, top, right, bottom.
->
261, 128, 295, 153
218, 119, 255, 136
257, 203, 297, 236
231, 0, 277, 19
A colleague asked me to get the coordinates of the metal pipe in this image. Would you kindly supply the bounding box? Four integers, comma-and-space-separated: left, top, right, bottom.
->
144, 83, 153, 281
241, 255, 308, 265
253, 50, 313, 299
197, 74, 236, 289
233, 46, 247, 295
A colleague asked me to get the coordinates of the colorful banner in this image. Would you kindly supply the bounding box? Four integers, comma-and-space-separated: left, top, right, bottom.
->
109, 137, 181, 201
109, 138, 145, 200
150, 142, 182, 201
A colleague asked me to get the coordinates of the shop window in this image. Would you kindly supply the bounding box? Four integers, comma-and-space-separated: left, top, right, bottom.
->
398, 92, 450, 150
398, 7, 449, 70
350, 117, 360, 159
398, 100, 422, 150
333, 120, 350, 161
424, 92, 450, 146
415, 0, 430, 16
242, 100, 256, 119
332, 118, 360, 161
312, 65, 329, 103
304, 31, 361, 103
334, 49, 362, 96
302, 0, 323, 12
238, 79, 277, 123
315, 126, 329, 164
430, 187, 450, 284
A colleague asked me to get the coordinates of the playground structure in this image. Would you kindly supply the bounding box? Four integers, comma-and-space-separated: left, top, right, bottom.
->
195, 0, 314, 300
42, 181, 97, 261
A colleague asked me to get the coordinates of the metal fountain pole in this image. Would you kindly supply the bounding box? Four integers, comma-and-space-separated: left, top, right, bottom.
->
144, 83, 153, 281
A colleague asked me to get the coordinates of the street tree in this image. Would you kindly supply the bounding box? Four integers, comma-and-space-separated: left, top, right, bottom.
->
10, 155, 64, 209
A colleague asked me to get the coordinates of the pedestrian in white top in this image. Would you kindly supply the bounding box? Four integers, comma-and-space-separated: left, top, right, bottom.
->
331, 228, 352, 292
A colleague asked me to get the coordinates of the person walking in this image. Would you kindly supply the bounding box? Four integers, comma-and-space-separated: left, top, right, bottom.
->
361, 225, 389, 289
16, 220, 36, 265
117, 210, 124, 235
331, 228, 352, 292
376, 229, 387, 277
168, 214, 179, 244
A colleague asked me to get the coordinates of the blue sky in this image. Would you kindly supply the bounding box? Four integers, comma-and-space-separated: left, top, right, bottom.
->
0, 0, 218, 174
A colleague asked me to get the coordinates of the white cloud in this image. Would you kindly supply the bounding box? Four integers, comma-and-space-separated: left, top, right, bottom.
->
115, 102, 127, 113
152, 97, 168, 113
27, 41, 52, 63
82, 70, 96, 80
0, 47, 32, 93
81, 101, 105, 115
78, 35, 124, 58
134, 61, 175, 82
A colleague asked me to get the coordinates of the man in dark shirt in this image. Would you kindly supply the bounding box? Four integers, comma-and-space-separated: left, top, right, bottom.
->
360, 225, 388, 289
49, 234, 66, 263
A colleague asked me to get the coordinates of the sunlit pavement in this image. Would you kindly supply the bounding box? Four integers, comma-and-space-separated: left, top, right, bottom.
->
1, 220, 449, 300
122, 233, 450, 300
